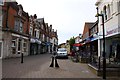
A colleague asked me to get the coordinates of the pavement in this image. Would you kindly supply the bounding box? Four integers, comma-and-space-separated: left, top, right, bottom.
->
1, 54, 120, 80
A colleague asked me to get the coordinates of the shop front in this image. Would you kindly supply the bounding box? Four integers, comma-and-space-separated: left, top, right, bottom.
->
2, 32, 29, 58
79, 37, 91, 63
89, 35, 99, 66
105, 34, 120, 65
41, 42, 46, 54
98, 25, 120, 66
46, 42, 52, 53
30, 38, 41, 55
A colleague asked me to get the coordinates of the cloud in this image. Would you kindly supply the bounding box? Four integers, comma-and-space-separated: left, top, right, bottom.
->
17, 0, 97, 44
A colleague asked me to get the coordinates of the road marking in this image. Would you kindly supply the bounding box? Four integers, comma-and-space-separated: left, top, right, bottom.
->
82, 70, 89, 73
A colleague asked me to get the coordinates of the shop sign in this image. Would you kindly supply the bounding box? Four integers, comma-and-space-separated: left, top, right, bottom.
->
106, 26, 120, 36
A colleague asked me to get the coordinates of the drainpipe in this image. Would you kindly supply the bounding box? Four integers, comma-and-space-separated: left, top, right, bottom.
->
6, 3, 9, 29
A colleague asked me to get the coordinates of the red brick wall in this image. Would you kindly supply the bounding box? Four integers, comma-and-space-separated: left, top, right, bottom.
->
8, 6, 16, 29
2, 2, 29, 35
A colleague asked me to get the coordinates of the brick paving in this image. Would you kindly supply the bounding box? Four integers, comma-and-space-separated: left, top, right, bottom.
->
2, 54, 100, 78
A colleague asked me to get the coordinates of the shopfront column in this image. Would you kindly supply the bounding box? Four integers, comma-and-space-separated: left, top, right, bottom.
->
98, 39, 101, 57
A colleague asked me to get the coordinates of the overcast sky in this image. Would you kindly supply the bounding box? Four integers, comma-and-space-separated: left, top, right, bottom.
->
17, 0, 97, 44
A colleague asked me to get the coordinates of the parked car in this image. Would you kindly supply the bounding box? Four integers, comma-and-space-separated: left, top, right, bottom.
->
56, 48, 68, 58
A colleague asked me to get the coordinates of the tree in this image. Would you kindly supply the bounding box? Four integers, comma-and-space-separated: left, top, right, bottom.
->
69, 37, 75, 51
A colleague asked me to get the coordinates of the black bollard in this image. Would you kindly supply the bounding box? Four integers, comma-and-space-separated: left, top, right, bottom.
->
55, 57, 59, 68
49, 56, 54, 67
21, 53, 23, 63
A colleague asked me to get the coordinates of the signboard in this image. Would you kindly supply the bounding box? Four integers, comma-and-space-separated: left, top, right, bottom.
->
106, 26, 120, 36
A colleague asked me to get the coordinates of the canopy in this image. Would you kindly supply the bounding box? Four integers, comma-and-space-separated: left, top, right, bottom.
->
73, 43, 82, 47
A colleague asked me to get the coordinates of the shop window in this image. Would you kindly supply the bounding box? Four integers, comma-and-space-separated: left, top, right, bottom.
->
109, 44, 120, 63
12, 40, 16, 47
11, 38, 16, 54
18, 39, 21, 52
23, 40, 27, 52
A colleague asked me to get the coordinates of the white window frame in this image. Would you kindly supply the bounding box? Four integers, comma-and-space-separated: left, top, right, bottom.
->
23, 39, 27, 52
17, 38, 22, 54
11, 37, 17, 54
20, 21, 23, 32
11, 39, 16, 48
14, 19, 23, 32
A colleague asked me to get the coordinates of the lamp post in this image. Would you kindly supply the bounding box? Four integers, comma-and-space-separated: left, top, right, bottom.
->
96, 7, 106, 79
20, 36, 23, 63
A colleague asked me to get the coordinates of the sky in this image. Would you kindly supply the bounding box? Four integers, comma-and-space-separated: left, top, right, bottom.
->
16, 0, 97, 44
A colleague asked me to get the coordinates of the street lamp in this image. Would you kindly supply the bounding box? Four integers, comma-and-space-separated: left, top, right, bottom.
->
20, 36, 23, 63
96, 7, 106, 79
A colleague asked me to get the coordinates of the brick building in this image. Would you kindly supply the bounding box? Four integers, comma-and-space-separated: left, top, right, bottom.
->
29, 14, 41, 55
0, 1, 58, 58
1, 2, 30, 58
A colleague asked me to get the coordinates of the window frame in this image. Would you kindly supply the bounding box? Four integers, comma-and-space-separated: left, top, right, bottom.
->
14, 18, 23, 33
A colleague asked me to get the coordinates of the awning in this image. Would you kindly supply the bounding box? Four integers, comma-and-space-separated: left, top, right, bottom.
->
30, 38, 41, 44
91, 37, 98, 41
46, 42, 52, 46
35, 39, 41, 44
30, 38, 36, 43
73, 43, 82, 47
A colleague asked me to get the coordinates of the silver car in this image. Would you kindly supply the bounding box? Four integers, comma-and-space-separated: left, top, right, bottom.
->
56, 48, 68, 58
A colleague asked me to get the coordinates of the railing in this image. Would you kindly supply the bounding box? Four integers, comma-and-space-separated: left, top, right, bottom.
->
90, 55, 120, 70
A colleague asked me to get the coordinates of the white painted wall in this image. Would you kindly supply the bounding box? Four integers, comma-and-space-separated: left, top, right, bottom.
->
97, 0, 120, 57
